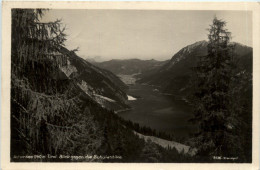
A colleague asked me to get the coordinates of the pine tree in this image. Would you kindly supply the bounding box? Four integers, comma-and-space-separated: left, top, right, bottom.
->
192, 17, 240, 159
11, 9, 68, 156
12, 9, 67, 73
11, 9, 102, 158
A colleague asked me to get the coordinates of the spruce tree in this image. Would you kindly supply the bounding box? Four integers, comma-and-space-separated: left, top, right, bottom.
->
11, 9, 69, 156
192, 17, 239, 159
11, 9, 102, 158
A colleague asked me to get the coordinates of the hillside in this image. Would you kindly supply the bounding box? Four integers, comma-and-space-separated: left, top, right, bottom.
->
11, 44, 193, 162
133, 131, 196, 156
138, 40, 252, 96
93, 59, 168, 75
59, 47, 128, 111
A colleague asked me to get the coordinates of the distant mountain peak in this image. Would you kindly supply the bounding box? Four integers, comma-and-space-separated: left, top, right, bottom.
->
186, 40, 208, 48
94, 58, 168, 75
168, 40, 251, 67
139, 40, 252, 93
180, 40, 208, 55
164, 40, 208, 70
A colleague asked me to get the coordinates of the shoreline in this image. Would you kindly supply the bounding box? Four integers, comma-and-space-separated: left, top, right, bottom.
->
114, 108, 132, 114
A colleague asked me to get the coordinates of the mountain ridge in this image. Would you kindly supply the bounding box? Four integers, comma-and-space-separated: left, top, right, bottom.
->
137, 40, 252, 95
58, 46, 129, 111
93, 58, 168, 75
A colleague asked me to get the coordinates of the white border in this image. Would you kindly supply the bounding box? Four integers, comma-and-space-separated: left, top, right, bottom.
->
1, 2, 260, 170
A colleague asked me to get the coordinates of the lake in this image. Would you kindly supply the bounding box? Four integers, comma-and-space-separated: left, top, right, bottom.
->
117, 83, 196, 138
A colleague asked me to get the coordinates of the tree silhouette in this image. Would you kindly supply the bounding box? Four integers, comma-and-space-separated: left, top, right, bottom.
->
192, 17, 239, 158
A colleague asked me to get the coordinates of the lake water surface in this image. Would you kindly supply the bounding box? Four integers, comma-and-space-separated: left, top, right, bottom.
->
118, 83, 195, 138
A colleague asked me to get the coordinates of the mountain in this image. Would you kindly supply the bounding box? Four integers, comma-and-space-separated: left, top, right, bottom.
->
93, 59, 168, 75
138, 40, 252, 95
59, 47, 128, 111
11, 9, 196, 163
11, 45, 193, 162
11, 43, 129, 158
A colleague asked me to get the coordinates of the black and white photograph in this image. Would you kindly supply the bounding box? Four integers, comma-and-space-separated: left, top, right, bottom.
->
2, 1, 260, 168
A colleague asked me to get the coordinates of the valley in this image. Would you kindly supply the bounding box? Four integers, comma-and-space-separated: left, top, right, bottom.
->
98, 39, 253, 141
118, 79, 195, 139
90, 40, 252, 162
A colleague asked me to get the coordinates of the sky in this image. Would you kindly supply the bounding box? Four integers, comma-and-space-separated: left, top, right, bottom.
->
41, 10, 252, 62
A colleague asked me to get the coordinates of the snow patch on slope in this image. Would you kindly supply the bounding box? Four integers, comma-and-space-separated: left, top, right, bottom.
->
127, 95, 136, 101
95, 94, 116, 103
77, 80, 116, 108
77, 80, 94, 96
60, 60, 77, 77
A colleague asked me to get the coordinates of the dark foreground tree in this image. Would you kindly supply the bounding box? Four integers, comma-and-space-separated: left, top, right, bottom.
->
11, 9, 102, 158
191, 17, 250, 161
